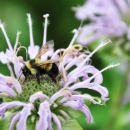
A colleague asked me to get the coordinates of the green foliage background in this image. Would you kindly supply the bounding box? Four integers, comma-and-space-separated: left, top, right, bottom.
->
0, 0, 129, 130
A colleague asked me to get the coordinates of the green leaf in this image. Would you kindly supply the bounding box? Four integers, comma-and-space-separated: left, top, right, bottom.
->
53, 119, 83, 130
0, 112, 11, 130
0, 119, 10, 130
67, 108, 82, 119
62, 119, 83, 130
84, 98, 92, 106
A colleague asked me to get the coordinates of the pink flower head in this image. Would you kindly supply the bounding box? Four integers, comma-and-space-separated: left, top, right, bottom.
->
0, 13, 119, 130
74, 0, 130, 45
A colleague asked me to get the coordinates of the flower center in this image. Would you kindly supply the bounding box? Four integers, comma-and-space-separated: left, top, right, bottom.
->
3, 75, 61, 103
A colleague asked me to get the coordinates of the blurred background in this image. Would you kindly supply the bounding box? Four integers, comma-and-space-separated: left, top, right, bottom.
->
0, 0, 129, 130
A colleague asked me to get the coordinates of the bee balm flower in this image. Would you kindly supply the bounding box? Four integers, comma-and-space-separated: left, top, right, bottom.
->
0, 14, 119, 130
74, 0, 130, 46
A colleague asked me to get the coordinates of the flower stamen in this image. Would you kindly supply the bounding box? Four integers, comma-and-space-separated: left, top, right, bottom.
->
0, 21, 13, 52
27, 13, 35, 47
43, 14, 49, 45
